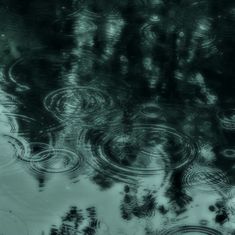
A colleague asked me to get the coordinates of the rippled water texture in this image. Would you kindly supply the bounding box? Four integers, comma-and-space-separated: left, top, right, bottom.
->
0, 0, 235, 234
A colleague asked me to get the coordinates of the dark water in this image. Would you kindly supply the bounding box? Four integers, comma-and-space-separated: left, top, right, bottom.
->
0, 0, 235, 234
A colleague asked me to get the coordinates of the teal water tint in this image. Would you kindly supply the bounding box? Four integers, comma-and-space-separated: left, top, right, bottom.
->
0, 0, 235, 234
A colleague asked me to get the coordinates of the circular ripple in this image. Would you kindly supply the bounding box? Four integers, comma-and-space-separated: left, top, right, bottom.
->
29, 149, 84, 175
139, 103, 163, 120
136, 103, 196, 124
182, 165, 229, 192
0, 112, 36, 135
18, 142, 53, 162
0, 91, 19, 108
82, 124, 197, 182
159, 225, 222, 235
0, 112, 17, 134
221, 148, 235, 159
44, 86, 114, 123
6, 55, 64, 91
0, 210, 28, 235
7, 58, 30, 90
0, 134, 30, 170
217, 108, 235, 130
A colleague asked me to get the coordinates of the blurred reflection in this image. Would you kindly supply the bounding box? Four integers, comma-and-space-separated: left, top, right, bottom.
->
0, 0, 235, 234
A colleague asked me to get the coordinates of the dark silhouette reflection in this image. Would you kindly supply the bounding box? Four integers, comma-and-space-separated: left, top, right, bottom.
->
49, 206, 99, 235
166, 169, 192, 214
91, 173, 114, 190
121, 186, 156, 220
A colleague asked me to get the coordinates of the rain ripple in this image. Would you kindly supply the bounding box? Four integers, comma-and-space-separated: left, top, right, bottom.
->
0, 134, 30, 174
0, 112, 36, 135
19, 142, 52, 162
5, 55, 65, 92
159, 225, 222, 235
0, 90, 19, 109
217, 108, 235, 131
44, 86, 114, 125
82, 124, 197, 182
182, 164, 230, 193
6, 58, 31, 91
27, 149, 84, 177
221, 148, 235, 159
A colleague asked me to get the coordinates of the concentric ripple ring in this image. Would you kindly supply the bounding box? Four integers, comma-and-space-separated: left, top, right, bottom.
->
221, 148, 235, 159
159, 225, 222, 235
182, 165, 230, 192
82, 124, 197, 181
217, 108, 235, 130
43, 86, 114, 122
29, 149, 84, 175
0, 134, 30, 168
